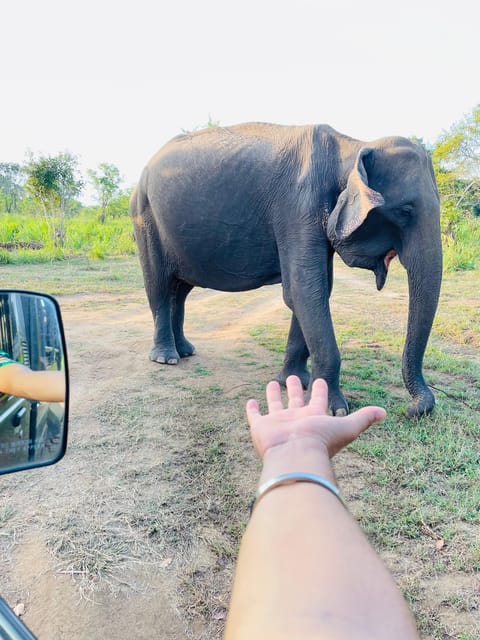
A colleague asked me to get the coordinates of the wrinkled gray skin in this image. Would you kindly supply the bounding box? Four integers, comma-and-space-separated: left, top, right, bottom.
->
131, 123, 442, 418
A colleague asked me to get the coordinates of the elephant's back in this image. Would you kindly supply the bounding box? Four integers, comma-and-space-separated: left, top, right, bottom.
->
144, 124, 293, 224
142, 124, 292, 290
148, 122, 315, 167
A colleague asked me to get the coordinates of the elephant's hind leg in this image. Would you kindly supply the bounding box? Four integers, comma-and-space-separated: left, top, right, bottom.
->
150, 293, 180, 364
131, 185, 179, 364
172, 281, 196, 358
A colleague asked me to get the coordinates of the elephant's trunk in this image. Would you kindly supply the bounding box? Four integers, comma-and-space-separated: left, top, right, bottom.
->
400, 223, 442, 418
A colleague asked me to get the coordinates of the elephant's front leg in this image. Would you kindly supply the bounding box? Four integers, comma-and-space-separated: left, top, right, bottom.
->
283, 278, 348, 417
277, 313, 310, 389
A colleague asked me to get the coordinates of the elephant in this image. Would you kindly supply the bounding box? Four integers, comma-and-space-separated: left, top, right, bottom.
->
130, 122, 442, 418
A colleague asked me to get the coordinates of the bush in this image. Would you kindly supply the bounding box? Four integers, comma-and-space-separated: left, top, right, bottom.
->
442, 216, 480, 271
0, 210, 136, 263
0, 213, 49, 245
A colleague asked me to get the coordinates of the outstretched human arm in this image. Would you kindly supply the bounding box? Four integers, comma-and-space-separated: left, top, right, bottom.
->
225, 376, 420, 640
0, 363, 65, 403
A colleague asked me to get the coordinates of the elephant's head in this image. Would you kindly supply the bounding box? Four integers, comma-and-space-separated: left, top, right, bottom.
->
327, 139, 442, 418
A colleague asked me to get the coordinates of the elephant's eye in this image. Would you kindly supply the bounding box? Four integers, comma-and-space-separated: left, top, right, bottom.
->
399, 205, 413, 217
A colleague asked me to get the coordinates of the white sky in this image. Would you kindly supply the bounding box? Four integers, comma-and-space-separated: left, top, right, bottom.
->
1, 0, 478, 195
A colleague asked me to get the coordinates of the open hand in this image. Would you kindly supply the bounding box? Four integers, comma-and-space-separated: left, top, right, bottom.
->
246, 375, 386, 459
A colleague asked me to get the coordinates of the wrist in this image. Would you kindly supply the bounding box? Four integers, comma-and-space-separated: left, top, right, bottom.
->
259, 436, 336, 486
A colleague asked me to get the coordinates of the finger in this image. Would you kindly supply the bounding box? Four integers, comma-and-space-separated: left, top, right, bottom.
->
286, 375, 305, 409
265, 380, 284, 413
308, 378, 329, 414
245, 398, 260, 427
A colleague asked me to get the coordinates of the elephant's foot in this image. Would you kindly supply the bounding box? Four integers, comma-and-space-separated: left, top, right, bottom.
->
406, 388, 436, 418
277, 365, 311, 390
327, 389, 349, 417
149, 345, 180, 365
175, 337, 196, 358
278, 367, 349, 415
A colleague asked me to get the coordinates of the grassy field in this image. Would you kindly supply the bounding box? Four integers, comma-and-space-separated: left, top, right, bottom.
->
0, 256, 479, 639
0, 256, 143, 294
0, 212, 136, 264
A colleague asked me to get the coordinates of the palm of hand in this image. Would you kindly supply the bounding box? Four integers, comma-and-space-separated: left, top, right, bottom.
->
246, 376, 386, 460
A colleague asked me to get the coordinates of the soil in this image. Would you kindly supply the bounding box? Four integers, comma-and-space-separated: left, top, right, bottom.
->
0, 261, 478, 639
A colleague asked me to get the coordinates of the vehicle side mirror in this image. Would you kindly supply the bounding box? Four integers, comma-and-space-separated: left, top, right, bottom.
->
0, 291, 68, 475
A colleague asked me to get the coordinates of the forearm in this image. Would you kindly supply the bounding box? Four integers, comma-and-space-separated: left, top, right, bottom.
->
225, 439, 419, 640
8, 367, 65, 403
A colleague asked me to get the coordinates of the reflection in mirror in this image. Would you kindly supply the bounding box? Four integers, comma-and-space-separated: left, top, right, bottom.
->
0, 291, 68, 474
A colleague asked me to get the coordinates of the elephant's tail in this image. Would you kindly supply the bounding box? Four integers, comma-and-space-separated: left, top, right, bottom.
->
130, 166, 151, 230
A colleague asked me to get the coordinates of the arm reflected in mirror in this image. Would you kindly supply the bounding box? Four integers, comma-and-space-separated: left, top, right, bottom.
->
0, 356, 65, 403
0, 291, 69, 475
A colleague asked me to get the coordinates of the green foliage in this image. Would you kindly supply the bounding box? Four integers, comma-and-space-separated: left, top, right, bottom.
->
0, 163, 25, 213
433, 105, 480, 178
25, 152, 84, 208
0, 211, 135, 262
24, 151, 84, 247
88, 163, 123, 223
442, 221, 479, 271
0, 212, 49, 244
65, 211, 136, 257
433, 105, 480, 244
107, 190, 133, 217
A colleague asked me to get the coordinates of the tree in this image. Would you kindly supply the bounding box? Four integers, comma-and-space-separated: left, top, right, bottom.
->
107, 188, 134, 217
0, 163, 25, 213
432, 105, 480, 235
24, 152, 84, 247
88, 163, 123, 223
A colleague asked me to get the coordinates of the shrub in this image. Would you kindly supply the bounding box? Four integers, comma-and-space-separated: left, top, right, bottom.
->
442, 216, 480, 271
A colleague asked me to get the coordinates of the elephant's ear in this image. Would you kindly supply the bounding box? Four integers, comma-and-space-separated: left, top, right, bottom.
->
327, 147, 385, 243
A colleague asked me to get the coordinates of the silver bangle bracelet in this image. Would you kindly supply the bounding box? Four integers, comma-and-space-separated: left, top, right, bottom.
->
250, 472, 345, 514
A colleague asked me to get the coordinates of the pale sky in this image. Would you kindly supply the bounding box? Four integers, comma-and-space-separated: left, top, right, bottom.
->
1, 0, 478, 195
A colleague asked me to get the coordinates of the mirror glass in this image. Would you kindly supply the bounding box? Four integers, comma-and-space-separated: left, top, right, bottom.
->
0, 291, 68, 474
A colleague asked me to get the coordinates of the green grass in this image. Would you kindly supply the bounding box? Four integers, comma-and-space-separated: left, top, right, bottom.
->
336, 327, 480, 560
0, 211, 136, 264
193, 364, 213, 377
442, 217, 480, 272
0, 256, 144, 295
249, 324, 286, 352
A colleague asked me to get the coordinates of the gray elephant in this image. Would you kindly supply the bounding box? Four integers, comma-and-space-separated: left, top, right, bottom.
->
130, 123, 442, 418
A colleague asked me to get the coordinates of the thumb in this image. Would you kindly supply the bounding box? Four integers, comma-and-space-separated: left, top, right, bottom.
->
348, 406, 387, 434
344, 405, 386, 439
328, 406, 386, 457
